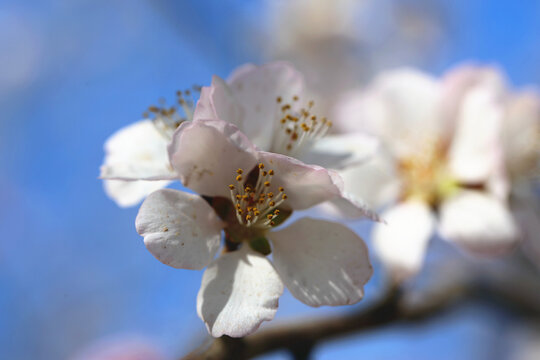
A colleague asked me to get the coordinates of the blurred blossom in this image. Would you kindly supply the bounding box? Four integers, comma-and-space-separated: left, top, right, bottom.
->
135, 119, 373, 337
264, 0, 446, 115
333, 65, 530, 280
71, 334, 166, 360
100, 89, 197, 206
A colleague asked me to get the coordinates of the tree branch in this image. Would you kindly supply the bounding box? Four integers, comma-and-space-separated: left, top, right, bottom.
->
182, 266, 540, 360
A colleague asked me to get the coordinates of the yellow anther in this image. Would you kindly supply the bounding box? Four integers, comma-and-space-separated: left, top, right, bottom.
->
274, 209, 280, 215
269, 201, 276, 207
264, 181, 271, 187
267, 214, 274, 220
236, 175, 243, 182
236, 194, 241, 200
278, 186, 284, 192
268, 169, 274, 175
282, 194, 288, 200
267, 192, 274, 198
293, 95, 299, 101
258, 163, 265, 169
237, 209, 243, 214
270, 221, 275, 226
258, 198, 265, 204
236, 168, 243, 174
254, 210, 260, 216
311, 115, 317, 121
245, 186, 252, 193
246, 214, 253, 221
327, 121, 333, 127
276, 96, 282, 103
262, 171, 268, 176
281, 118, 287, 124
242, 195, 248, 200
228, 184, 235, 190
291, 132, 299, 140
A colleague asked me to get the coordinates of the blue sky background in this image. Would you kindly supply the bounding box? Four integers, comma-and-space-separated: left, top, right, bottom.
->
1, 0, 539, 359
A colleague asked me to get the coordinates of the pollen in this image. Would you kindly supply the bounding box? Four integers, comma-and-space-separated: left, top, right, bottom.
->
227, 163, 287, 228
145, 86, 200, 138
271, 96, 332, 156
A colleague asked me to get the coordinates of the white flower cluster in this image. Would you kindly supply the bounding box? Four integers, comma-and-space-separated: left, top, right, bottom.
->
100, 62, 539, 337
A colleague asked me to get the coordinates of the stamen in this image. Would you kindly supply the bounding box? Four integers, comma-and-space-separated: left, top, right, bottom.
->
227, 163, 287, 228
270, 96, 332, 157
145, 85, 201, 140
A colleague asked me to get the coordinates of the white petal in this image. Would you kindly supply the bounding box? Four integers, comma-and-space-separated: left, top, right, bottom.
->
197, 246, 283, 337
100, 120, 174, 180
439, 190, 519, 256
103, 179, 172, 208
373, 201, 435, 280
227, 62, 305, 151
337, 152, 400, 209
448, 86, 504, 183
334, 69, 444, 158
300, 133, 379, 170
193, 75, 244, 129
168, 119, 258, 198
135, 189, 223, 270
270, 218, 372, 307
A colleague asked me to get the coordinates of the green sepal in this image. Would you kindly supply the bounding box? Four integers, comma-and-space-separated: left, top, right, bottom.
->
249, 237, 272, 256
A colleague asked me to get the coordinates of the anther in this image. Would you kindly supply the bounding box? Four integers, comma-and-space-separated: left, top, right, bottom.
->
236, 175, 243, 182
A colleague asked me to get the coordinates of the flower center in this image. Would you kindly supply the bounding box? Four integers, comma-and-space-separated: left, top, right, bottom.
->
228, 163, 288, 229
399, 141, 458, 206
144, 87, 200, 140
270, 96, 332, 157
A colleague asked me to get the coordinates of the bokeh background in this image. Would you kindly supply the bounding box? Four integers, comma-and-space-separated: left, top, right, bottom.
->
1, 0, 540, 359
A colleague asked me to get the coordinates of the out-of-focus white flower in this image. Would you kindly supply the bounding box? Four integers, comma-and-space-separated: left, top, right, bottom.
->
335, 65, 526, 280
136, 119, 374, 337
100, 91, 196, 207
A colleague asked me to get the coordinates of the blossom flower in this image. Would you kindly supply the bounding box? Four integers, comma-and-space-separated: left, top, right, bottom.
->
100, 91, 196, 207
135, 119, 374, 337
194, 61, 378, 171
333, 65, 523, 280
446, 66, 540, 267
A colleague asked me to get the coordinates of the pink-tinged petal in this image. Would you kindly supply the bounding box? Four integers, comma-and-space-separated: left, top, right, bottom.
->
258, 151, 340, 210
227, 62, 305, 150
334, 69, 444, 158
197, 246, 283, 337
439, 190, 519, 256
168, 119, 258, 198
135, 189, 223, 270
270, 218, 372, 307
100, 120, 175, 180
448, 86, 504, 184
103, 179, 172, 208
193, 75, 244, 128
373, 201, 435, 280
442, 64, 507, 124
300, 133, 379, 170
